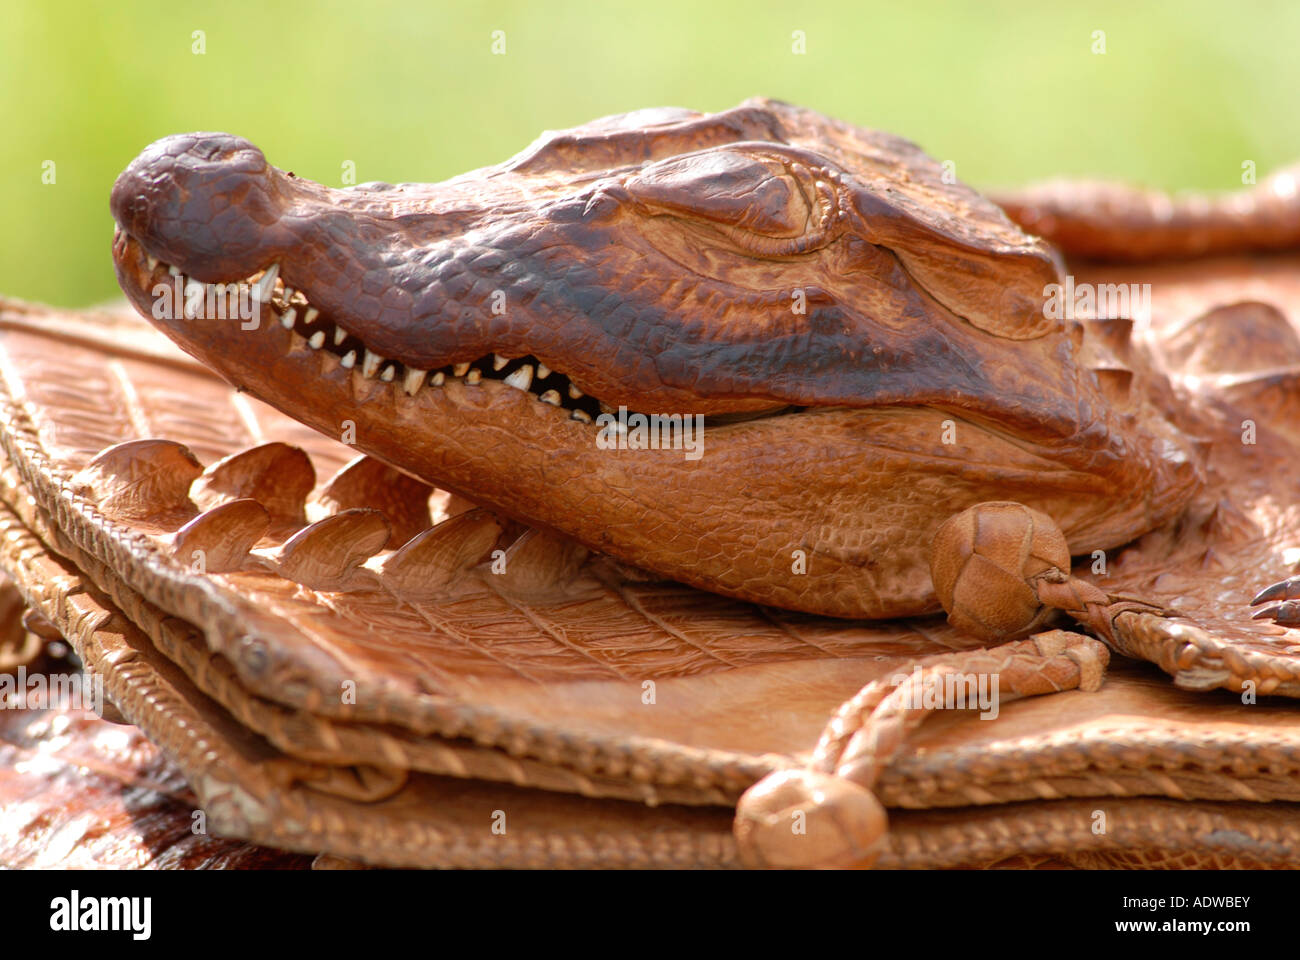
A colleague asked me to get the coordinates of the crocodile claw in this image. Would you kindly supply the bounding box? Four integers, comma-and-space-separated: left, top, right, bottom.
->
1252, 576, 1300, 606
1253, 598, 1300, 629
1253, 601, 1300, 625
1249, 576, 1300, 624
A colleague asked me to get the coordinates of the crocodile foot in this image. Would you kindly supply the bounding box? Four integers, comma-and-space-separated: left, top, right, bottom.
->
1252, 578, 1300, 626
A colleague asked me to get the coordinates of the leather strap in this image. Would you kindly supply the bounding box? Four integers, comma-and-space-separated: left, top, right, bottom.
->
734, 631, 1109, 868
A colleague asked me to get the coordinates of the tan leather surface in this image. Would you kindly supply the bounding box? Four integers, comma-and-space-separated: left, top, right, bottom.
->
0, 504, 741, 867
6, 496, 1300, 869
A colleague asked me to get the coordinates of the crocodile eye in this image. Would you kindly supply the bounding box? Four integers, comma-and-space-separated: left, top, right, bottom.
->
624, 148, 829, 249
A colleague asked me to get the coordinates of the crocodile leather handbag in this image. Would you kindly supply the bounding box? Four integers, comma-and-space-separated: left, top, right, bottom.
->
6, 101, 1300, 868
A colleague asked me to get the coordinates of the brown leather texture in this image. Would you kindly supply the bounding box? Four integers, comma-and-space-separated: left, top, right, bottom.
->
2, 286, 1300, 867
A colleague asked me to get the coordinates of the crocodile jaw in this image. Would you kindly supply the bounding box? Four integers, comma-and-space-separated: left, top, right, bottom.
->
109, 228, 1196, 620
108, 105, 1202, 618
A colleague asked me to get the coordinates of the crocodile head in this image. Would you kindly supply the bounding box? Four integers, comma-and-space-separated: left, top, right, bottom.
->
109, 98, 1200, 618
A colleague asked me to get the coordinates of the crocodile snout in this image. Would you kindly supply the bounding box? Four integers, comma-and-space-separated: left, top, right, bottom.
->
110, 132, 285, 282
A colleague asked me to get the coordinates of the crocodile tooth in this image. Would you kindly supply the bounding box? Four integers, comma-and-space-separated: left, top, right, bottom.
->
568, 383, 584, 400
539, 389, 561, 406
168, 265, 182, 277
569, 409, 592, 423
453, 362, 471, 377
280, 306, 297, 329
503, 364, 534, 391
304, 307, 319, 324
536, 362, 551, 379
465, 367, 482, 385
431, 372, 445, 386
282, 286, 295, 304
599, 401, 618, 415
403, 369, 427, 395
308, 330, 326, 349
146, 255, 158, 271
340, 350, 356, 369
254, 262, 280, 302
380, 364, 396, 382
492, 353, 509, 371
362, 349, 383, 378
333, 325, 348, 346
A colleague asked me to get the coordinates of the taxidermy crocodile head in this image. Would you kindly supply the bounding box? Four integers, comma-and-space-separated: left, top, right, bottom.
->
109, 98, 1200, 618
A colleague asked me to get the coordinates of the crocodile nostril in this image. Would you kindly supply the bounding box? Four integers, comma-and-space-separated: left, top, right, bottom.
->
111, 132, 283, 282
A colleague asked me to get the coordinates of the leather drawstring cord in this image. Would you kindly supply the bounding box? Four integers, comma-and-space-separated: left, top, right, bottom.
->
734, 500, 1157, 869
733, 631, 1109, 868
1031, 568, 1170, 647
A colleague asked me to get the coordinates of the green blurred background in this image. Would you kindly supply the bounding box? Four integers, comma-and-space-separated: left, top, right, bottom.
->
5, 0, 1300, 307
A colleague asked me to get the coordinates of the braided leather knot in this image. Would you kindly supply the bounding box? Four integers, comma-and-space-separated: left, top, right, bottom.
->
732, 770, 887, 869
930, 501, 1171, 648
929, 501, 1071, 641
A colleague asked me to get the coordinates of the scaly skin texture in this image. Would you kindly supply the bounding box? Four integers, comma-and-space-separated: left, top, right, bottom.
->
109, 98, 1200, 619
